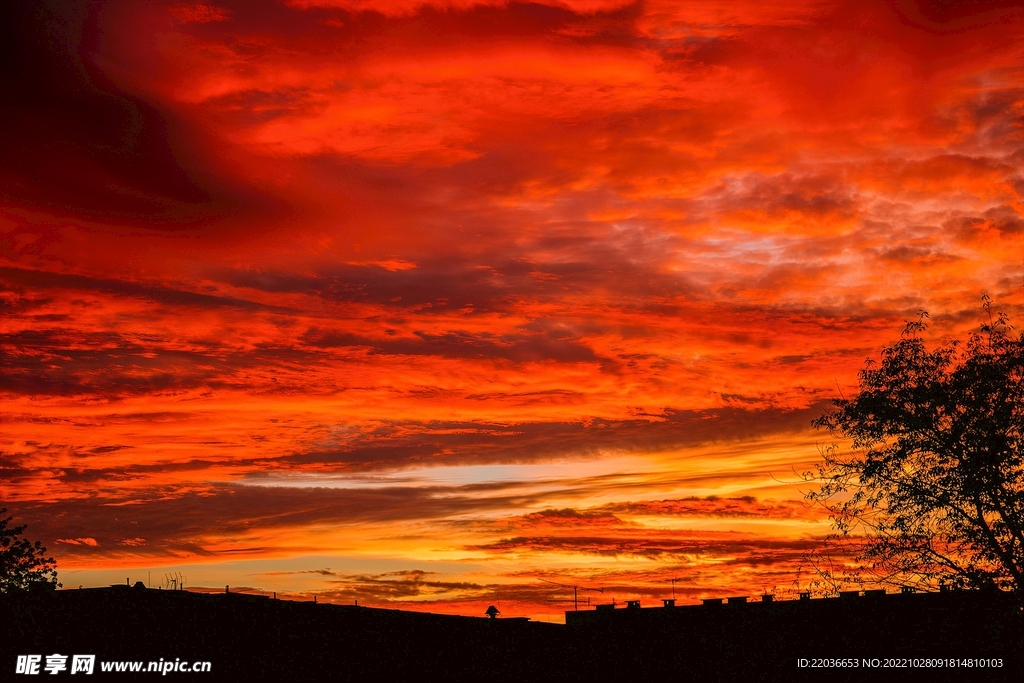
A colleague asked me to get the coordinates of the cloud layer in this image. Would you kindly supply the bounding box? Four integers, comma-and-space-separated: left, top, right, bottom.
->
3, 0, 1023, 618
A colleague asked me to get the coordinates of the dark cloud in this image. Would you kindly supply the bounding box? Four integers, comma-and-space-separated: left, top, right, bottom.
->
302, 327, 601, 364
948, 205, 1024, 240
0, 1, 209, 219
2, 403, 822, 485
505, 508, 629, 528
5, 480, 824, 567
55, 459, 223, 485
283, 570, 566, 605
702, 173, 859, 221
227, 252, 697, 315
460, 499, 823, 548
281, 404, 828, 470
601, 496, 817, 520
0, 325, 341, 398
876, 245, 962, 265
889, 0, 1024, 34
325, 570, 490, 601
7, 483, 557, 558
469, 533, 813, 561
0, 328, 231, 397
0, 267, 294, 313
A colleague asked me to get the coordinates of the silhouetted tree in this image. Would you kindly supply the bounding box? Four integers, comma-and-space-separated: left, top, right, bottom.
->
805, 297, 1024, 600
0, 508, 60, 592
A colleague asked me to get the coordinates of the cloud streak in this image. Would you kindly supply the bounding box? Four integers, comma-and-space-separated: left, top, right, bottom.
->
3, 0, 1023, 617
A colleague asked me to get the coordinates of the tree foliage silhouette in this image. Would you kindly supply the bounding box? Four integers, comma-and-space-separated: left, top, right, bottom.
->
805, 297, 1024, 599
0, 508, 60, 592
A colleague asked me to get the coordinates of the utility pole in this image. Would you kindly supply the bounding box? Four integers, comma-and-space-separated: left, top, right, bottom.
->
538, 578, 604, 611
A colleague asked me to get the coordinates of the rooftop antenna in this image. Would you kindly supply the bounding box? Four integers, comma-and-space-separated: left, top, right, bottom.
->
537, 578, 604, 611
669, 577, 680, 601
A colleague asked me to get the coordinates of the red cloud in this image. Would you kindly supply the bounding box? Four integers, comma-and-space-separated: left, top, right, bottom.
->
3, 0, 1022, 614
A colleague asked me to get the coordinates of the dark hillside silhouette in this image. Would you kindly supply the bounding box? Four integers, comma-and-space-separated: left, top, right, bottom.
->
1, 586, 563, 682
2, 585, 1020, 682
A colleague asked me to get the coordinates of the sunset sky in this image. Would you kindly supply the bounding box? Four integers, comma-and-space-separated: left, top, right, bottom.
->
2, 0, 1023, 621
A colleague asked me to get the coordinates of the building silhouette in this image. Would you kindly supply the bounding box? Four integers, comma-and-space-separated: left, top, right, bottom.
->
2, 584, 1019, 682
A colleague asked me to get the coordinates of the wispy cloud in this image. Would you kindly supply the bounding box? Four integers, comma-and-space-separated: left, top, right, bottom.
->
3, 0, 1022, 616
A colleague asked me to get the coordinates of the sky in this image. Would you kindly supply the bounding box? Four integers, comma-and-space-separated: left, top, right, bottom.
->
2, 0, 1023, 622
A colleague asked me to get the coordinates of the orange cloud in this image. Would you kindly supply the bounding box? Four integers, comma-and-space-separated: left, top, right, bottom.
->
3, 0, 1023, 619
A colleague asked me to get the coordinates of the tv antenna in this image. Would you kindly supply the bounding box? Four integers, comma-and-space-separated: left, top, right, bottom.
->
163, 572, 186, 591
537, 578, 603, 611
